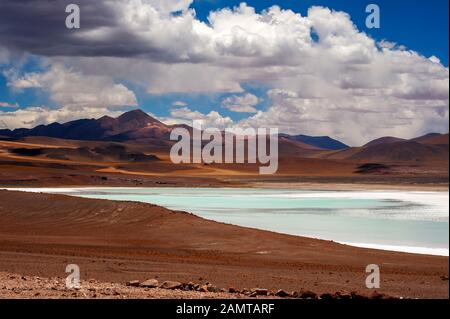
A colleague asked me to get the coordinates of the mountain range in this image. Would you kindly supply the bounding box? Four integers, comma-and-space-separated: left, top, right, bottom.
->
0, 109, 351, 151
0, 110, 173, 142
0, 109, 448, 165
280, 134, 349, 150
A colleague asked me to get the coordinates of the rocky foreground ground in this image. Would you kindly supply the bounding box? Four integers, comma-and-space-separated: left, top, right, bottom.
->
0, 272, 240, 299
0, 272, 398, 299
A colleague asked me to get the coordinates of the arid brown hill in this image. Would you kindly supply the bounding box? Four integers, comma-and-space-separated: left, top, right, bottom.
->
0, 109, 349, 151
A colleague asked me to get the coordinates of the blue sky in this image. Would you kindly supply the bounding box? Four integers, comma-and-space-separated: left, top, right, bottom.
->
0, 0, 448, 144
3, 0, 448, 112
150, 0, 450, 121
192, 0, 449, 65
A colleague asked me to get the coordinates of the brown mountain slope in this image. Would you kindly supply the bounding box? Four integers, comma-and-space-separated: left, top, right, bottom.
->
322, 132, 449, 165
412, 133, 449, 145
348, 141, 448, 163
97, 110, 172, 140
1, 110, 350, 152
364, 136, 406, 147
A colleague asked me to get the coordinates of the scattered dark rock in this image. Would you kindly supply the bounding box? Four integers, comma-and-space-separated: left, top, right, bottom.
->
140, 279, 159, 288
252, 288, 268, 296
335, 290, 352, 299
122, 277, 392, 300
275, 289, 291, 298
197, 285, 209, 292
159, 281, 183, 290
126, 280, 140, 287
228, 287, 238, 294
207, 285, 220, 293
184, 282, 196, 291
355, 163, 390, 174
299, 290, 318, 299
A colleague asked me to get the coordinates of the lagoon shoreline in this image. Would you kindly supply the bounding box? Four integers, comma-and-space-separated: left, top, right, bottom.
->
4, 186, 449, 257
0, 189, 448, 299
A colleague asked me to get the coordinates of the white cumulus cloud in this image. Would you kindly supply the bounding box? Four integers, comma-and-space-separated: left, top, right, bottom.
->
222, 93, 260, 113
168, 106, 234, 128
7, 64, 137, 110
0, 2, 448, 144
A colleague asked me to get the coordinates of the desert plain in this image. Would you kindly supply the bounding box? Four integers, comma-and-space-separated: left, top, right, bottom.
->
0, 110, 448, 299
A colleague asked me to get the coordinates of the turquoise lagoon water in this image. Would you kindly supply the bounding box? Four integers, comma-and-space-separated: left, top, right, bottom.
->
12, 187, 449, 255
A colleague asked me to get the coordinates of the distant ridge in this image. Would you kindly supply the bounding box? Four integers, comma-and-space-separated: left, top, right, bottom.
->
364, 133, 449, 147
0, 110, 446, 160
364, 136, 406, 147
0, 109, 350, 150
0, 109, 172, 142
348, 141, 448, 163
411, 133, 449, 145
323, 133, 449, 163
281, 134, 349, 150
